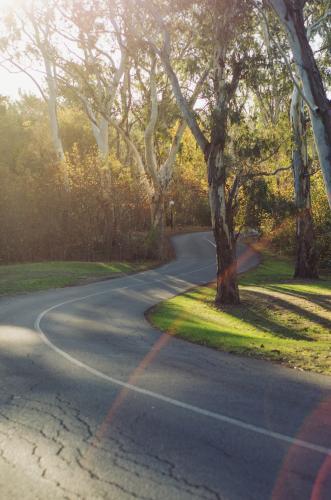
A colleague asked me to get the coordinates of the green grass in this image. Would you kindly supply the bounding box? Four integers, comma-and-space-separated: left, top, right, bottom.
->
0, 260, 154, 296
148, 252, 331, 374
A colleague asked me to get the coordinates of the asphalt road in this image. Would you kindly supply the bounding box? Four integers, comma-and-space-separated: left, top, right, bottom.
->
0, 231, 331, 500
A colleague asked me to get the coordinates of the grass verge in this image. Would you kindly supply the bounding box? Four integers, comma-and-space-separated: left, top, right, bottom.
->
0, 228, 210, 297
148, 251, 331, 375
0, 260, 155, 296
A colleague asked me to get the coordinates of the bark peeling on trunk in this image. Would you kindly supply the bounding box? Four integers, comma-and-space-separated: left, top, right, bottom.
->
294, 208, 318, 279
291, 87, 319, 279
159, 1, 243, 305
206, 8, 241, 306
209, 171, 239, 304
268, 0, 331, 209
29, 13, 69, 191
207, 130, 240, 303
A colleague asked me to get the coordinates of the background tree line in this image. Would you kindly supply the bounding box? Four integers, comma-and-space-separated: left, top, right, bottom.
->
0, 95, 208, 262
0, 0, 330, 305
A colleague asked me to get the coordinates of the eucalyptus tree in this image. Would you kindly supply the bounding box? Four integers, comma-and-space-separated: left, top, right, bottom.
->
55, 1, 207, 254
264, 0, 331, 210
257, 1, 331, 277
53, 0, 129, 162
289, 8, 330, 278
254, 6, 318, 278
112, 51, 207, 254
140, 0, 255, 305
290, 84, 319, 278
0, 0, 69, 188
253, 8, 292, 125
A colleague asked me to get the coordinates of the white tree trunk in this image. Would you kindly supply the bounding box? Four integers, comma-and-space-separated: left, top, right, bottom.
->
47, 91, 65, 163
44, 62, 65, 162
268, 0, 331, 209
290, 86, 318, 278
91, 116, 109, 159
20, 8, 68, 188
43, 56, 69, 190
159, 4, 241, 304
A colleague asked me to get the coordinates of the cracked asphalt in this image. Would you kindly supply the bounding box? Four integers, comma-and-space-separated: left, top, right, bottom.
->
0, 231, 331, 499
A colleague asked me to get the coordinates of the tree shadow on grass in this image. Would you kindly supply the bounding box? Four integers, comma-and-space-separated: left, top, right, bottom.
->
238, 289, 330, 337
177, 303, 309, 345
201, 292, 327, 342
163, 282, 329, 343
265, 283, 331, 311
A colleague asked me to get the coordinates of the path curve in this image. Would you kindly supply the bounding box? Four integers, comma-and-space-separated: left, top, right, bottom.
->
0, 232, 330, 500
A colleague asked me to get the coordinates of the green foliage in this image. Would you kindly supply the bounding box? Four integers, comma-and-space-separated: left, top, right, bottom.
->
59, 107, 95, 155
311, 171, 331, 270
169, 128, 210, 227
238, 177, 272, 230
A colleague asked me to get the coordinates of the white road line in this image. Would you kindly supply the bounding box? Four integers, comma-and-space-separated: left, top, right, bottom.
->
34, 261, 331, 458
34, 262, 215, 331
205, 238, 216, 248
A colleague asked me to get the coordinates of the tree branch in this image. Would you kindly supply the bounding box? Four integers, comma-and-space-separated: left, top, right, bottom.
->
244, 165, 292, 180
256, 2, 316, 113
143, 54, 159, 185
157, 29, 210, 158
160, 65, 211, 184
0, 59, 47, 102
110, 118, 152, 196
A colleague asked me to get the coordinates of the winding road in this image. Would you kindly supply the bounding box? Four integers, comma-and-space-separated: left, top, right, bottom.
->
0, 231, 330, 499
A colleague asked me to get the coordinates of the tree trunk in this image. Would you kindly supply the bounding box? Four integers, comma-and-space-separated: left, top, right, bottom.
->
90, 116, 112, 257
43, 56, 69, 190
294, 208, 318, 278
33, 19, 66, 177
47, 94, 65, 163
208, 146, 240, 305
159, 2, 242, 304
291, 87, 319, 279
268, 0, 331, 209
92, 116, 109, 159
207, 8, 241, 306
151, 188, 165, 259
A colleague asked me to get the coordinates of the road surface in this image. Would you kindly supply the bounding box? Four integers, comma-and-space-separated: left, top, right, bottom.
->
0, 232, 330, 499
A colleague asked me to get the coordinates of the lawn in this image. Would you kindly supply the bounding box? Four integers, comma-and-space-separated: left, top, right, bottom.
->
148, 251, 331, 375
0, 260, 154, 296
